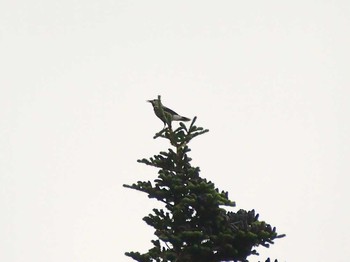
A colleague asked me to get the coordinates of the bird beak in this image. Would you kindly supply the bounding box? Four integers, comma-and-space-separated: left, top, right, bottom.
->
147, 100, 152, 103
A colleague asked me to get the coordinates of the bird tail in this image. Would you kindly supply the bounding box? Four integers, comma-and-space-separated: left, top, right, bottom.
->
173, 115, 191, 121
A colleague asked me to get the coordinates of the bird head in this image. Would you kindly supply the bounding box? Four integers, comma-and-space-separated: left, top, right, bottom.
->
147, 99, 160, 107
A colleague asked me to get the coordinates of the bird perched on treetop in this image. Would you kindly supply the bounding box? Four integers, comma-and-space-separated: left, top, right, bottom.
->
147, 99, 190, 128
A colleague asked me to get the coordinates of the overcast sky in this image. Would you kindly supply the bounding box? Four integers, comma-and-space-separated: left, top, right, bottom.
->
1, 1, 349, 261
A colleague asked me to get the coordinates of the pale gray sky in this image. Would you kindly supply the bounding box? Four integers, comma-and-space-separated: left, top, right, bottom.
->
1, 1, 349, 261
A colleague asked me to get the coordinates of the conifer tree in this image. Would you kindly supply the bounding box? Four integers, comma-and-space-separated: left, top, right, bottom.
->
123, 97, 285, 262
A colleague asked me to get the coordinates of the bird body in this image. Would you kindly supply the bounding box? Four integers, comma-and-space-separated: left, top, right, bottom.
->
147, 99, 190, 128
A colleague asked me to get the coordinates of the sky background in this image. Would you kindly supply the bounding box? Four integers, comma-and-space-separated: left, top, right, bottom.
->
1, 1, 349, 261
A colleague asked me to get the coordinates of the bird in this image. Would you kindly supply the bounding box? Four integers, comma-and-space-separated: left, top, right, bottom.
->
147, 99, 190, 128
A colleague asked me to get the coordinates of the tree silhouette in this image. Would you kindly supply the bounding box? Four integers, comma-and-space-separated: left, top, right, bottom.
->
123, 96, 284, 262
